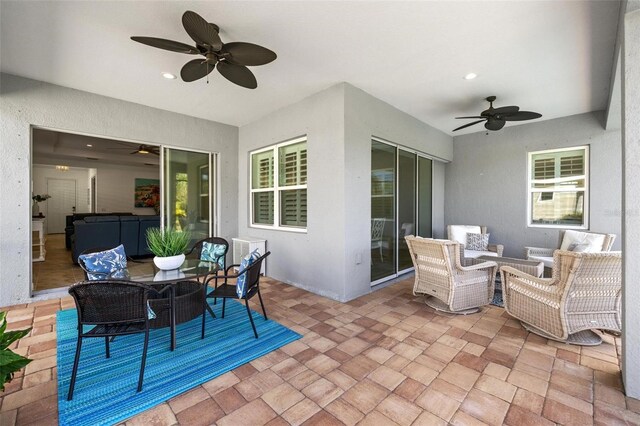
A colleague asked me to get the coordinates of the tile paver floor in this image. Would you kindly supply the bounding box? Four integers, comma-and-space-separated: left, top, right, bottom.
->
1, 276, 639, 425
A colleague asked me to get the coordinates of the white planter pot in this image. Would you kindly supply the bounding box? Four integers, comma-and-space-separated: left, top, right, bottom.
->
153, 253, 185, 271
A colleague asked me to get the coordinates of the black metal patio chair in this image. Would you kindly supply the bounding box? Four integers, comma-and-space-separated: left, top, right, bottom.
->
66, 280, 174, 400
203, 251, 270, 339
185, 237, 230, 306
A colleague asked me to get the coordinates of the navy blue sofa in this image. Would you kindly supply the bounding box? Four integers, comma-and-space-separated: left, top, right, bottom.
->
71, 215, 160, 263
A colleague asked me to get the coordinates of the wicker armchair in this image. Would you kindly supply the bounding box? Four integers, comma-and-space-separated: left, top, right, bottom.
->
447, 225, 504, 258
501, 250, 622, 345
525, 230, 616, 269
405, 236, 498, 314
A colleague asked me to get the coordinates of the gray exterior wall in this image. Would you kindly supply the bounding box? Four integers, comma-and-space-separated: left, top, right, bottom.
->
0, 73, 239, 307
342, 84, 452, 299
445, 111, 621, 257
622, 7, 640, 399
238, 82, 452, 302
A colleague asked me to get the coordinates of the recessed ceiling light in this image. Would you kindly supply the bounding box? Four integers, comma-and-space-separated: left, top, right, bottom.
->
464, 73, 477, 80
86, 144, 93, 147
162, 72, 177, 80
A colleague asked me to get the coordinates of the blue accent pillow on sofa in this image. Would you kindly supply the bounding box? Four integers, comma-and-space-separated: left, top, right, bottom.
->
236, 249, 260, 298
201, 242, 226, 269
78, 244, 128, 281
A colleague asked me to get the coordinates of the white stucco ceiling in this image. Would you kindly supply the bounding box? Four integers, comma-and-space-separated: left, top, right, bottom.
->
0, 1, 621, 135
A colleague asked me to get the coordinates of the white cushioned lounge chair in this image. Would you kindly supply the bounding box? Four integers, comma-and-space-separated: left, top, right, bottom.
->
525, 230, 616, 269
447, 225, 504, 259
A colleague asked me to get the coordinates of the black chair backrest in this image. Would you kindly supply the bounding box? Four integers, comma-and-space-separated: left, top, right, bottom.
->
69, 280, 150, 325
241, 251, 271, 293
190, 237, 229, 263
77, 246, 119, 280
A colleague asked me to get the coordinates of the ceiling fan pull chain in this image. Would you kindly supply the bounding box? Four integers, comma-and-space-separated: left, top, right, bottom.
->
206, 62, 209, 84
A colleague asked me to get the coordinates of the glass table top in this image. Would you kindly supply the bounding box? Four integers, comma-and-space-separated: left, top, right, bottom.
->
113, 259, 219, 284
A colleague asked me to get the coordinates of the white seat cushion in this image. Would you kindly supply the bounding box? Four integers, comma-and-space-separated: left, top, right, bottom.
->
528, 255, 554, 268
450, 225, 482, 246
560, 230, 606, 252
464, 250, 497, 259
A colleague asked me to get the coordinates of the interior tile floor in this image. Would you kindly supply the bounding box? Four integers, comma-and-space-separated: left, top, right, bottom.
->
31, 234, 85, 292
1, 277, 639, 425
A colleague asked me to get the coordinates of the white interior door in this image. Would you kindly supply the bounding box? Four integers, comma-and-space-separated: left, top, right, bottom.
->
47, 178, 76, 233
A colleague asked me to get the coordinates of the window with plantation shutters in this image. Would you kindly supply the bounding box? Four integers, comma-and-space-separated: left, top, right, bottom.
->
528, 146, 588, 228
250, 137, 307, 231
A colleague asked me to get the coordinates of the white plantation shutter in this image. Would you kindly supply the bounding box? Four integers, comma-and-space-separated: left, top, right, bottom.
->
529, 146, 588, 227
251, 137, 307, 230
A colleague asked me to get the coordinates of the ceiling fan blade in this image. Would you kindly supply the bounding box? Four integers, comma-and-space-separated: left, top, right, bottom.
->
492, 106, 520, 114
222, 42, 277, 66
455, 116, 485, 119
502, 111, 542, 121
130, 36, 199, 54
180, 59, 215, 82
130, 150, 140, 155
182, 11, 222, 51
217, 61, 257, 89
485, 119, 506, 131
452, 120, 485, 132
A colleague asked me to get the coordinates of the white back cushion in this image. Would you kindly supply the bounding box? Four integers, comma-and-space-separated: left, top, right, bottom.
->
449, 225, 482, 246
560, 230, 606, 252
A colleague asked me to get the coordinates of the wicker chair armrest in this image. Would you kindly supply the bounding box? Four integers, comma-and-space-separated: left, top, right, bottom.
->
488, 244, 504, 257
500, 266, 560, 297
525, 247, 554, 258
458, 260, 497, 272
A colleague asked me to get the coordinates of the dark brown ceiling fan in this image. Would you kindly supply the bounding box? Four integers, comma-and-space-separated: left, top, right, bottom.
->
131, 10, 276, 89
109, 144, 160, 156
453, 96, 542, 132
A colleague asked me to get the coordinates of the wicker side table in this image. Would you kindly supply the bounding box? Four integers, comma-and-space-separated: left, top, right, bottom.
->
477, 255, 544, 278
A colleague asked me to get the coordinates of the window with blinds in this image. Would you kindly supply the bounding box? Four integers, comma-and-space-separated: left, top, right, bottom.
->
528, 146, 588, 228
250, 137, 307, 231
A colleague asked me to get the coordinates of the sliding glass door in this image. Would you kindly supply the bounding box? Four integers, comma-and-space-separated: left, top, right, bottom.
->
371, 141, 396, 282
371, 139, 433, 285
163, 148, 216, 244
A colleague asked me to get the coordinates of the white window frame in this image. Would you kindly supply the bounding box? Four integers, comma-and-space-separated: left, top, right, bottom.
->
527, 145, 589, 229
250, 136, 307, 232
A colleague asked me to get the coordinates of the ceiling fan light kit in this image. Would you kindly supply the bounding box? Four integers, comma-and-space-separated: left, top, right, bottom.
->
453, 96, 542, 132
131, 10, 276, 89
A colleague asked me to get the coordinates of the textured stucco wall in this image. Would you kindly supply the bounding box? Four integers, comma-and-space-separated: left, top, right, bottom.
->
446, 112, 621, 257
238, 84, 347, 301
342, 84, 452, 300
622, 8, 640, 399
238, 83, 452, 302
0, 73, 238, 307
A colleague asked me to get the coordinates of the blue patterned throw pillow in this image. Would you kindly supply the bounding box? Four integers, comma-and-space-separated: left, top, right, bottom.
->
78, 244, 128, 280
200, 242, 226, 269
236, 249, 261, 298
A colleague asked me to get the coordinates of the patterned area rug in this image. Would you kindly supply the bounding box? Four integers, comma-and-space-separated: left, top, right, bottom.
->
57, 299, 301, 426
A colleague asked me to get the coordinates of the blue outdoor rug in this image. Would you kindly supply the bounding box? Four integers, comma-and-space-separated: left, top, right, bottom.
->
56, 299, 301, 426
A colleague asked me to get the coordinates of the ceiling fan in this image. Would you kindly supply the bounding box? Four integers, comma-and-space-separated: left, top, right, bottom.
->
131, 10, 276, 89
453, 96, 542, 132
108, 144, 160, 156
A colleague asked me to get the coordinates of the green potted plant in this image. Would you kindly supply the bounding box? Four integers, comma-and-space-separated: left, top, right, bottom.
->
146, 226, 191, 270
0, 311, 32, 391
